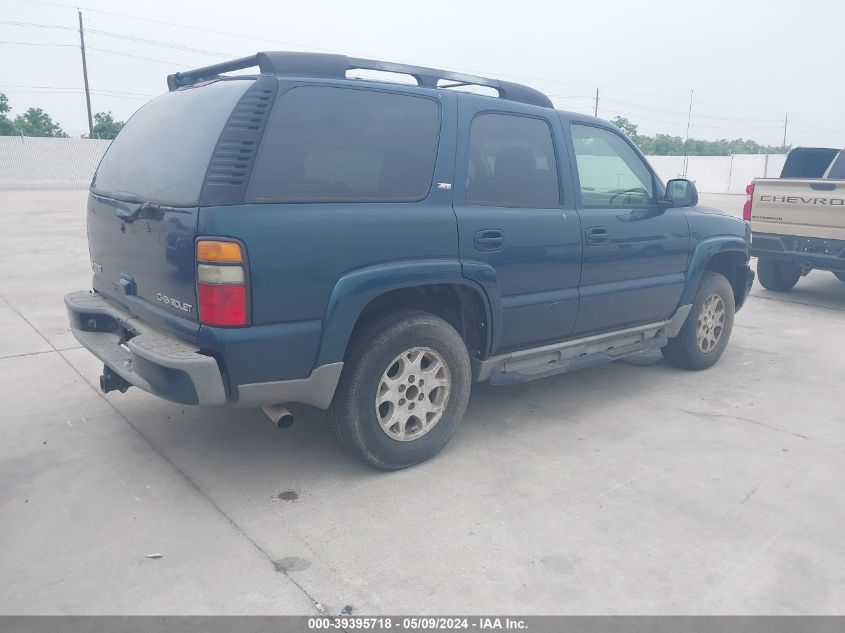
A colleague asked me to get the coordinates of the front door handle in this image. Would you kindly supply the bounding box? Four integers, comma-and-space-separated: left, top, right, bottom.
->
585, 226, 608, 245
475, 229, 504, 252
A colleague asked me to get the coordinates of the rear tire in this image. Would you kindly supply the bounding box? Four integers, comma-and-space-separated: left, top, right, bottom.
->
328, 309, 471, 470
757, 258, 801, 291
662, 272, 735, 370
833, 272, 845, 282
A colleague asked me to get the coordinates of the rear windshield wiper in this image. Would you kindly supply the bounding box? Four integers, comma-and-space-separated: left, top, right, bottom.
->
113, 202, 176, 223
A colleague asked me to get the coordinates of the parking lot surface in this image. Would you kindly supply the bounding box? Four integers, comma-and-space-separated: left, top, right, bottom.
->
1, 190, 843, 614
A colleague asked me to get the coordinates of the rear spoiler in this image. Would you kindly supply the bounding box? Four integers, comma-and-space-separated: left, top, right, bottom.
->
166, 51, 554, 109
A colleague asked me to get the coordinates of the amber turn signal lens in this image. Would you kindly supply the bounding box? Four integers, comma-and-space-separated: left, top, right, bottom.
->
196, 240, 242, 263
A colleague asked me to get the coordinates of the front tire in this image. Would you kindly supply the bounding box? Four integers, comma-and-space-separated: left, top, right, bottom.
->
662, 272, 735, 370
757, 258, 801, 291
328, 310, 471, 470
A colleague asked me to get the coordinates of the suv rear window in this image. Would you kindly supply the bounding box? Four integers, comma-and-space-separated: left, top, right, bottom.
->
91, 79, 251, 206
247, 86, 440, 203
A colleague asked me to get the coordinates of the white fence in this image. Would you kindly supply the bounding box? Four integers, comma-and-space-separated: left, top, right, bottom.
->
0, 136, 786, 194
0, 137, 110, 190
648, 154, 786, 194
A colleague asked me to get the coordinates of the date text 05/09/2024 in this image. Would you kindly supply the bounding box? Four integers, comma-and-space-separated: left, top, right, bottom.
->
307, 617, 528, 630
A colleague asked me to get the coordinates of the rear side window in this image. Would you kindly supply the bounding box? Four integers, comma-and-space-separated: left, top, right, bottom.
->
91, 80, 251, 205
466, 113, 560, 208
247, 86, 440, 203
826, 152, 845, 179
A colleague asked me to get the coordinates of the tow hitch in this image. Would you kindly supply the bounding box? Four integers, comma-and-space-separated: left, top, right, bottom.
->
99, 365, 131, 394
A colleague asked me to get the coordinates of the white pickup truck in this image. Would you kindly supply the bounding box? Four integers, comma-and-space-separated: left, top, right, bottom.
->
745, 147, 845, 290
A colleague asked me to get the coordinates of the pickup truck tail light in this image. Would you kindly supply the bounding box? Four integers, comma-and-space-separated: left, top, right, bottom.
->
196, 240, 248, 326
742, 183, 754, 221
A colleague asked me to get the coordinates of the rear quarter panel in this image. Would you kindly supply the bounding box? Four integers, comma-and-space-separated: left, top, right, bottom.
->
197, 85, 461, 383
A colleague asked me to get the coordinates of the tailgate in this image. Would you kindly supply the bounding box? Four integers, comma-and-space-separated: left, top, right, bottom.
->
751, 178, 845, 240
85, 78, 253, 328
88, 193, 200, 320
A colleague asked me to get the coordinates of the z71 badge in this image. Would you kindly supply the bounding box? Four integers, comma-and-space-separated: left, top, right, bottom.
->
156, 293, 193, 314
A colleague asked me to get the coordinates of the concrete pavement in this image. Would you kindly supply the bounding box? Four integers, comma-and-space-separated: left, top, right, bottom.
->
0, 190, 843, 614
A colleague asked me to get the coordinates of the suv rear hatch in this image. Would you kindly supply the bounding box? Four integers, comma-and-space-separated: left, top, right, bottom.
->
87, 79, 251, 332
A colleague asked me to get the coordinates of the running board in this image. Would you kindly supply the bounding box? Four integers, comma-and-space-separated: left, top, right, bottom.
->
474, 305, 691, 385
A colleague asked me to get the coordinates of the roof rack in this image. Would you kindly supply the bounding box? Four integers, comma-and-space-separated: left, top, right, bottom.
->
166, 51, 553, 109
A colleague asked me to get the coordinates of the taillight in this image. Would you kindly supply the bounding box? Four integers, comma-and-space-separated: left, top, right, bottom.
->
742, 182, 754, 221
196, 240, 248, 326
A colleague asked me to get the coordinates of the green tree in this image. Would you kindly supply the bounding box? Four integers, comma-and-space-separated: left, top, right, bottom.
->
90, 111, 124, 139
609, 112, 790, 156
13, 108, 66, 137
610, 116, 639, 140
0, 93, 17, 135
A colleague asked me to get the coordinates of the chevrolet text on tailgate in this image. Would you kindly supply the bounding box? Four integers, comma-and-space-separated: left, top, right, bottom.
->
746, 146, 845, 290
66, 52, 754, 469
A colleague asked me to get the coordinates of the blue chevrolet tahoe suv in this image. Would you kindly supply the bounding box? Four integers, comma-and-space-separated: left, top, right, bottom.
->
66, 52, 754, 469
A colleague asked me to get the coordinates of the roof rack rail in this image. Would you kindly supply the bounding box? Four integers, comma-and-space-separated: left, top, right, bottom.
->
166, 51, 553, 109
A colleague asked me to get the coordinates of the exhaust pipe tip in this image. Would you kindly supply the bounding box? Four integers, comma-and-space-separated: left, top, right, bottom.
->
262, 404, 294, 429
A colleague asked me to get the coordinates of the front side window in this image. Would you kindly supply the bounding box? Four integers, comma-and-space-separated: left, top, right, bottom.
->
466, 113, 560, 208
570, 124, 655, 207
247, 86, 440, 203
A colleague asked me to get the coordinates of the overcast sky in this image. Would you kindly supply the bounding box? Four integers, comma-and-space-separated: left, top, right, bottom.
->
3, 0, 843, 147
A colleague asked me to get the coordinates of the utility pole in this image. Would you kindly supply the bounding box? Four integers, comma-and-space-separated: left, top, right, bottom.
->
781, 113, 788, 153
594, 86, 599, 117
682, 89, 693, 177
78, 9, 94, 138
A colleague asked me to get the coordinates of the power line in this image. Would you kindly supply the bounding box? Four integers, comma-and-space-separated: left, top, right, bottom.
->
0, 40, 196, 65
0, 19, 76, 31
87, 46, 187, 66
6, 1, 841, 140
84, 28, 234, 58
0, 19, 235, 58
601, 96, 786, 124
0, 40, 76, 46
0, 84, 153, 96
604, 110, 782, 132
787, 121, 845, 136
2, 89, 147, 101
12, 0, 330, 52
602, 97, 689, 118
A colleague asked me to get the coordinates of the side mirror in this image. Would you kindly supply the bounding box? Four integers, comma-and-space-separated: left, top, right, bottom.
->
663, 178, 698, 208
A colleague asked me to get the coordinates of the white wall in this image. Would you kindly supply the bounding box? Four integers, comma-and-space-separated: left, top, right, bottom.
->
647, 153, 787, 194
0, 137, 110, 190
0, 136, 786, 194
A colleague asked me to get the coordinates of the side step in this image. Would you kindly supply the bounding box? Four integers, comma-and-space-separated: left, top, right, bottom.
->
474, 305, 691, 385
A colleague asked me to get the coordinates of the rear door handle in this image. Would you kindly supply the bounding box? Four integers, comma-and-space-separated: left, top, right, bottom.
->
585, 226, 608, 245
475, 229, 504, 252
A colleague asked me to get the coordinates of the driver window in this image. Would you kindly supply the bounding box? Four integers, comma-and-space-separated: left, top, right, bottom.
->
570, 124, 655, 208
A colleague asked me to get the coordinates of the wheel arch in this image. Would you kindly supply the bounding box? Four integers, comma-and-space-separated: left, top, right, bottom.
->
683, 236, 750, 308
315, 260, 494, 369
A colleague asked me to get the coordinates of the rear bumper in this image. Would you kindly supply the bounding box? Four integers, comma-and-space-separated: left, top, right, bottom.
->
65, 290, 343, 409
65, 290, 227, 405
751, 232, 845, 273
